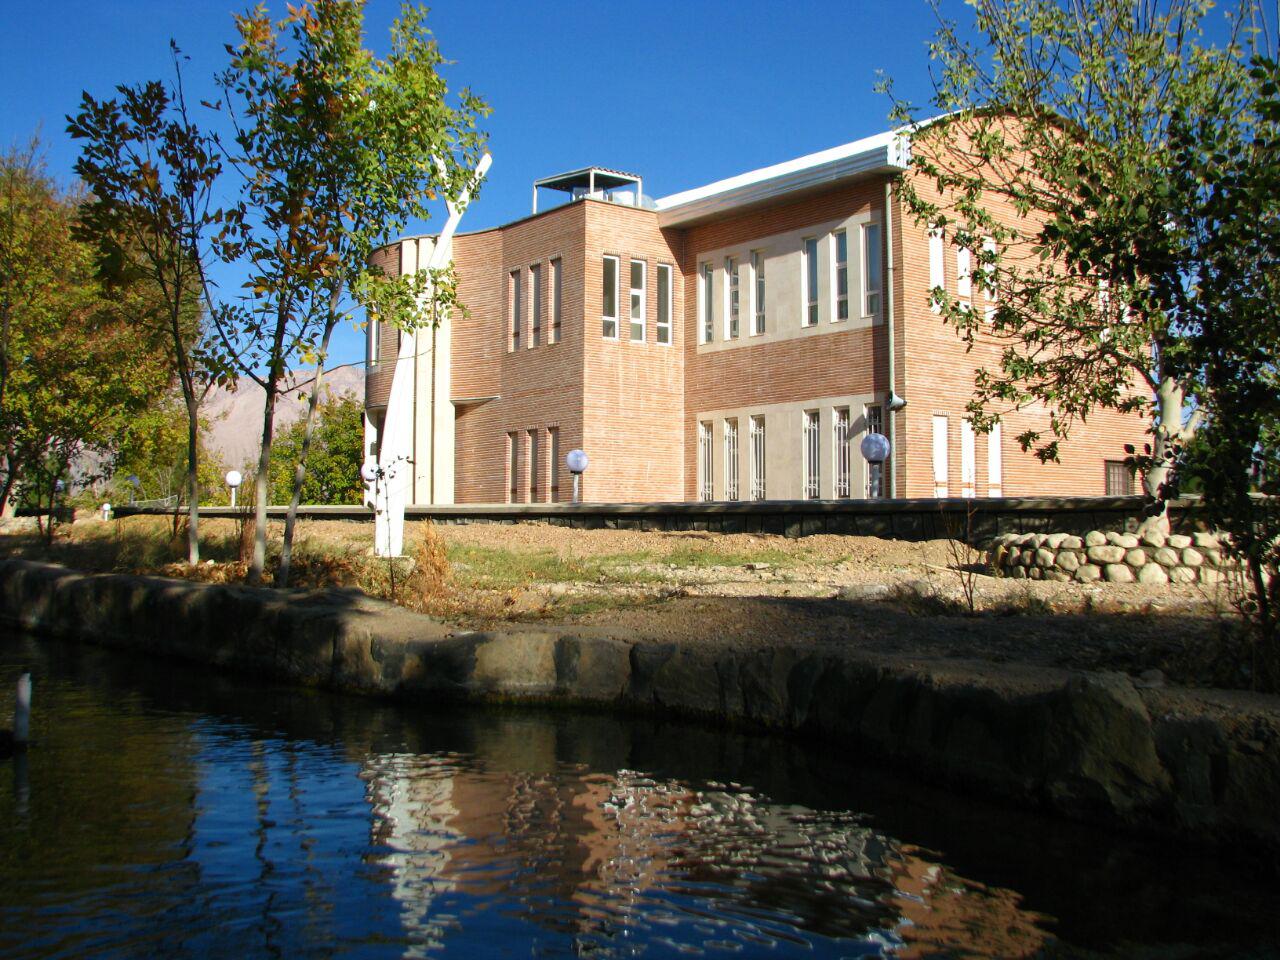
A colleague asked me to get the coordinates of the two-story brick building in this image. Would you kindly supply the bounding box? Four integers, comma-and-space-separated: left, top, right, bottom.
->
364, 126, 1144, 505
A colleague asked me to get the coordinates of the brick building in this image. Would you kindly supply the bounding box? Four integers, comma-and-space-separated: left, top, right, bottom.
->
364, 127, 1144, 505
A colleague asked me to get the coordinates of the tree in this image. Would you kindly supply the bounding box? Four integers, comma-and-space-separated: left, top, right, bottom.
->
268, 391, 363, 505
886, 0, 1258, 529
214, 0, 488, 586
69, 46, 239, 565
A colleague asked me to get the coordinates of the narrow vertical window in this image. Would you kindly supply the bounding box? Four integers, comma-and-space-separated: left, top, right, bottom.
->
527, 429, 539, 502
530, 263, 542, 347
698, 421, 714, 501
981, 236, 997, 322
932, 415, 949, 498
928, 224, 945, 313
509, 269, 522, 351
956, 246, 971, 302
834, 231, 849, 321
833, 407, 851, 497
507, 431, 519, 503
656, 264, 672, 345
548, 426, 561, 502
864, 404, 884, 498
700, 262, 714, 344
368, 313, 381, 365
987, 422, 1003, 497
602, 255, 619, 339
803, 238, 818, 326
961, 420, 975, 498
751, 250, 765, 335
803, 410, 820, 499
749, 415, 766, 501
725, 257, 739, 339
724, 418, 739, 500
863, 222, 881, 317
629, 259, 646, 342
551, 258, 562, 343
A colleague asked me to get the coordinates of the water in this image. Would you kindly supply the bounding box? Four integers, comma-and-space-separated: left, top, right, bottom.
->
1, 634, 1278, 959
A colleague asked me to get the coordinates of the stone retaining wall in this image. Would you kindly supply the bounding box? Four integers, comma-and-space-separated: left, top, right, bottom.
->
988, 529, 1233, 585
1, 558, 1277, 862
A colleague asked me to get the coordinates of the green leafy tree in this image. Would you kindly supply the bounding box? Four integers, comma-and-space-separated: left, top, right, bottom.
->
268, 391, 363, 505
215, 0, 488, 586
886, 0, 1258, 530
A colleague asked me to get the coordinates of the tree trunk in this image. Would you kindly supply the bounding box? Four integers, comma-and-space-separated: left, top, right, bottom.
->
184, 391, 201, 565
1143, 375, 1198, 536
248, 381, 279, 586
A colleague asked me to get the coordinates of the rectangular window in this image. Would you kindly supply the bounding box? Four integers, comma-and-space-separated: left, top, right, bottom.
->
368, 313, 381, 365
749, 415, 766, 501
725, 257, 739, 339
548, 426, 560, 502
863, 222, 881, 317
833, 407, 851, 497
700, 262, 714, 344
602, 256, 619, 339
530, 264, 542, 347
956, 246, 972, 301
629, 259, 645, 342
865, 404, 885, 498
988, 422, 1003, 497
527, 429, 539, 502
507, 431, 519, 503
961, 420, 975, 498
698, 421, 713, 501
656, 264, 672, 345
1106, 460, 1134, 496
551, 258, 562, 344
751, 250, 765, 335
803, 410, 820, 499
932, 415, 949, 498
509, 269, 522, 351
724, 418, 739, 500
981, 236, 997, 322
928, 224, 945, 313
834, 230, 849, 321
803, 237, 818, 326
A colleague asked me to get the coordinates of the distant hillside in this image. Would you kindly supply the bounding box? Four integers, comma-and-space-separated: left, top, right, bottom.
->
204, 365, 364, 470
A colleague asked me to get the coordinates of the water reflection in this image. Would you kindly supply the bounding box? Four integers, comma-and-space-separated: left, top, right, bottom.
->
1, 634, 1277, 959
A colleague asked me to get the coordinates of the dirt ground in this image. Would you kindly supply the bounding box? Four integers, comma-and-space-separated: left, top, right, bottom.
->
0, 514, 1249, 691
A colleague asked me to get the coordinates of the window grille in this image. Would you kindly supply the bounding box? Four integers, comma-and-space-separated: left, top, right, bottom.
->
724, 418, 739, 500
864, 404, 884, 498
833, 407, 851, 498
699, 422, 714, 501
803, 410, 820, 499
750, 416, 766, 500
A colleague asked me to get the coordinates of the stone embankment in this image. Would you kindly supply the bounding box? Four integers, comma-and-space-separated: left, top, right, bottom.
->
988, 529, 1232, 585
1, 558, 1277, 861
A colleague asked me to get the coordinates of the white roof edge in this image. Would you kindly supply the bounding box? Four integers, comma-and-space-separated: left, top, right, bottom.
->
655, 127, 911, 226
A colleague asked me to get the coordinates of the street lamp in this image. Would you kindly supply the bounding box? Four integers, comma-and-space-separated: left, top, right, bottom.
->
566, 449, 588, 503
225, 470, 243, 508
860, 432, 890, 499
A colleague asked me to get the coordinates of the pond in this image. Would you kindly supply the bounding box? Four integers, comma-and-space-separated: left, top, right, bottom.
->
1, 632, 1277, 958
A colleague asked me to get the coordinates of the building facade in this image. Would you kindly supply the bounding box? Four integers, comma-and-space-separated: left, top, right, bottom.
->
365, 128, 1144, 505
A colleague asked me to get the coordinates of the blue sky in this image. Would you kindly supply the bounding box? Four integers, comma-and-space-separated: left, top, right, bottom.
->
1, 0, 953, 371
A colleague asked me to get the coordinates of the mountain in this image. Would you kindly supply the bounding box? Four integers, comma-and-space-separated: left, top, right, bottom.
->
203, 365, 365, 470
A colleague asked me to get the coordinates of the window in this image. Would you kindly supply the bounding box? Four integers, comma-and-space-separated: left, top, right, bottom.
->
803, 237, 819, 326
803, 410, 820, 499
629, 259, 645, 342
509, 269, 522, 351
834, 230, 849, 321
602, 256, 619, 339
507, 431, 519, 503
865, 404, 884, 498
956, 246, 971, 302
749, 415, 766, 500
700, 262, 714, 343
527, 429, 539, 501
932, 415, 949, 497
368, 313, 381, 365
1105, 460, 1134, 496
725, 257, 739, 339
928, 224, 945, 313
698, 421, 713, 501
833, 407, 851, 497
751, 250, 766, 335
724, 418, 739, 500
548, 426, 560, 502
551, 258, 562, 344
530, 264, 542, 347
987, 422, 1003, 497
981, 236, 997, 322
863, 222, 881, 317
961, 420, 975, 498
656, 264, 673, 345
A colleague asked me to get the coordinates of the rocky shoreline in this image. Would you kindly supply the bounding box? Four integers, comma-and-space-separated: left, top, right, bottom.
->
1, 557, 1277, 862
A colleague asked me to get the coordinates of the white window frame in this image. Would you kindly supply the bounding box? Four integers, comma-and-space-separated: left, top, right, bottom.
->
961, 420, 975, 498
698, 421, 714, 501
987, 422, 1003, 497
700, 262, 714, 344
602, 255, 619, 340
833, 406, 851, 497
956, 246, 972, 302
749, 415, 766, 501
862, 222, 881, 318
928, 224, 945, 313
802, 410, 820, 499
725, 256, 739, 339
550, 257, 562, 344
724, 418, 739, 500
802, 237, 819, 327
656, 263, 673, 346
629, 258, 646, 342
981, 236, 997, 322
368, 314, 381, 365
932, 415, 949, 498
751, 250, 765, 335
834, 230, 849, 322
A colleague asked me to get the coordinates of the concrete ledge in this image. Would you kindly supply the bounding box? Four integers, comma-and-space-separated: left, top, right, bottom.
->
1, 557, 1276, 859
